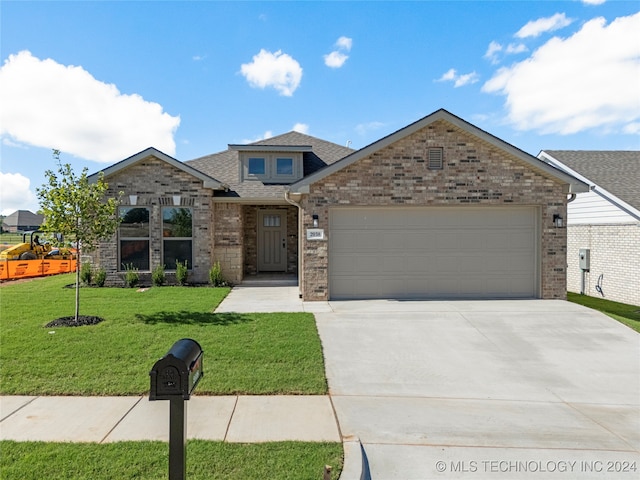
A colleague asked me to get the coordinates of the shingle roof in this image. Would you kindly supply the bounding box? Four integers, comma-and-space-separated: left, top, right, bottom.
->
2, 210, 44, 228
543, 150, 640, 209
186, 131, 354, 200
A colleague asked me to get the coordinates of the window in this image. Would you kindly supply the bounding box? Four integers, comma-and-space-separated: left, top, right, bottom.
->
242, 153, 302, 182
163, 207, 193, 270
248, 157, 266, 175
263, 214, 281, 227
119, 207, 150, 270
428, 148, 444, 170
276, 158, 294, 175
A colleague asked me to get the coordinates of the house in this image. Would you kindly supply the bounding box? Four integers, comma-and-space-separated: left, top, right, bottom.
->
2, 210, 44, 233
538, 151, 640, 306
88, 109, 588, 300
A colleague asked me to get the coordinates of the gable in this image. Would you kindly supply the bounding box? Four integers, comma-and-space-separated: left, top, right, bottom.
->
304, 119, 570, 205
290, 109, 588, 195
88, 147, 224, 190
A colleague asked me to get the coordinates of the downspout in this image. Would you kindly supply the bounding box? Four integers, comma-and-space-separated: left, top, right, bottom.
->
284, 189, 303, 298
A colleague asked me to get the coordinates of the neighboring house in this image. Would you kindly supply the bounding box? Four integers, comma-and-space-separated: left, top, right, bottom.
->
2, 210, 44, 233
538, 151, 640, 306
88, 109, 588, 300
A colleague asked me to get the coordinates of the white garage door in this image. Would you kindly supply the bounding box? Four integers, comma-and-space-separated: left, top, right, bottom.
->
329, 207, 538, 300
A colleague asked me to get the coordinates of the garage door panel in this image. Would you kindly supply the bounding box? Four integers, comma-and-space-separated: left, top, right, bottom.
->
329, 207, 538, 300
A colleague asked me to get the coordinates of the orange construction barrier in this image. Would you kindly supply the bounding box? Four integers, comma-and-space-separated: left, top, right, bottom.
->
0, 258, 77, 281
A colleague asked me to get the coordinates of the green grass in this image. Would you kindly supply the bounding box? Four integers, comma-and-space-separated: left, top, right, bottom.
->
0, 440, 343, 480
568, 292, 640, 333
0, 274, 327, 395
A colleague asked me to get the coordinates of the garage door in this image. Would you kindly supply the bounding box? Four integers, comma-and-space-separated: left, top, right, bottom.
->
329, 207, 538, 300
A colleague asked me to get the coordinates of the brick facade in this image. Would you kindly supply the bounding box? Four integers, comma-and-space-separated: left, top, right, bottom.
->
299, 120, 568, 301
90, 158, 215, 285
567, 224, 640, 306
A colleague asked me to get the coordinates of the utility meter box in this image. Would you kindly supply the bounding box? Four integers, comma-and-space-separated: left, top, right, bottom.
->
579, 249, 590, 271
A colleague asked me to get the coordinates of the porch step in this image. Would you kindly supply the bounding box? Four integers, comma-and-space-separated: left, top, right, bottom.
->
240, 274, 298, 287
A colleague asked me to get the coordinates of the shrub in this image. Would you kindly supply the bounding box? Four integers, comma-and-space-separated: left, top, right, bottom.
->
152, 264, 166, 287
80, 262, 92, 286
175, 260, 188, 286
94, 267, 107, 287
209, 260, 228, 287
122, 263, 139, 288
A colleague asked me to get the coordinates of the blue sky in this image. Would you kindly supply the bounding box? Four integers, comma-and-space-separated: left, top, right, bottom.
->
1, 0, 639, 215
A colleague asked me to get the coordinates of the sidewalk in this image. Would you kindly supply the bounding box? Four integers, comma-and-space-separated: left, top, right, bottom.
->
0, 395, 340, 443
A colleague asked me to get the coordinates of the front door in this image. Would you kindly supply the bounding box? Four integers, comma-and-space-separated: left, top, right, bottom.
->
257, 210, 287, 271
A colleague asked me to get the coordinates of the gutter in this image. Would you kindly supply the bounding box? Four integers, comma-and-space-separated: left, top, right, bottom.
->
284, 189, 304, 299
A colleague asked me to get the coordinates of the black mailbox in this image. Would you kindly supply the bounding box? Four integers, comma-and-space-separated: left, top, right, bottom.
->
150, 338, 203, 401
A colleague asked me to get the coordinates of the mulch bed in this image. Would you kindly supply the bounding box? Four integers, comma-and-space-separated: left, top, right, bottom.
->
45, 316, 105, 328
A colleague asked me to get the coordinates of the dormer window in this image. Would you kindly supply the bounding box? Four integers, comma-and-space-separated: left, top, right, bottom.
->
248, 157, 266, 175
276, 158, 294, 175
230, 144, 311, 184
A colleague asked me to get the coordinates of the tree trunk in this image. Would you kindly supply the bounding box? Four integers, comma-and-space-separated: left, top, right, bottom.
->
75, 240, 80, 322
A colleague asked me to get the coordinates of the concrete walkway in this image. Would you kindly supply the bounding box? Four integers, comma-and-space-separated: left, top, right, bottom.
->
0, 395, 339, 443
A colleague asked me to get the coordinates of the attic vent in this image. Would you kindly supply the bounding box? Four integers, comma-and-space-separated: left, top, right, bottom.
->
428, 148, 443, 170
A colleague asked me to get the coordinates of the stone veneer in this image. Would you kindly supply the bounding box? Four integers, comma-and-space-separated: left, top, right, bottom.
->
299, 120, 568, 301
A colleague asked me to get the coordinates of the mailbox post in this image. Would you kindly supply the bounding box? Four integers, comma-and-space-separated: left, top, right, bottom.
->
150, 339, 203, 480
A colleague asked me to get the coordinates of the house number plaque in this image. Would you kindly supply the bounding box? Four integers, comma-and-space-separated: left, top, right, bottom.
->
306, 229, 325, 240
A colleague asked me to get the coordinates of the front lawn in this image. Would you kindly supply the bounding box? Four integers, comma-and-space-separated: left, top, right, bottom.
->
0, 440, 343, 480
0, 274, 327, 395
568, 292, 640, 333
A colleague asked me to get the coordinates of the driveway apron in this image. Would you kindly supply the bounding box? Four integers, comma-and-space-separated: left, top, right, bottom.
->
315, 299, 640, 479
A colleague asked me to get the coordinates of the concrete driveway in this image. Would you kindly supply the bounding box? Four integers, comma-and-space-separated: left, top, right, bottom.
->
315, 299, 640, 479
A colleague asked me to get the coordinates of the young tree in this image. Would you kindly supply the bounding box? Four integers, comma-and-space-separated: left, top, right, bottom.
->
37, 150, 121, 321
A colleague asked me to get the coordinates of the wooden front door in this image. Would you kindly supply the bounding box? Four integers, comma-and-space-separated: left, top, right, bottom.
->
257, 210, 287, 271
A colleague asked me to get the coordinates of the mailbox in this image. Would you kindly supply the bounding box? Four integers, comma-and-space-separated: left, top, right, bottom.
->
150, 338, 203, 401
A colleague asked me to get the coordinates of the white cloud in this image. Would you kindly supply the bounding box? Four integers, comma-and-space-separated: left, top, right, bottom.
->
324, 51, 349, 68
240, 49, 302, 96
484, 41, 503, 64
515, 13, 573, 38
324, 36, 353, 68
582, 0, 606, 5
241, 131, 274, 144
335, 36, 353, 51
437, 68, 479, 87
483, 13, 640, 135
623, 123, 640, 134
0, 172, 38, 216
506, 43, 528, 54
293, 123, 309, 134
0, 51, 180, 163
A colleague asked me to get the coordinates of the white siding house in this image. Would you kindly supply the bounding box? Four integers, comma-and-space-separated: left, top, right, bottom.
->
538, 151, 640, 306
